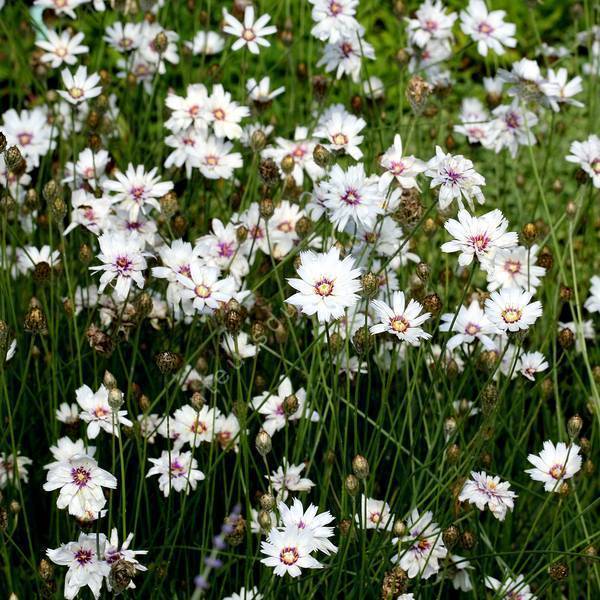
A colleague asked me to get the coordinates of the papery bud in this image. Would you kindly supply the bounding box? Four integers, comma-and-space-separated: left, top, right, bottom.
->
352, 454, 369, 479
283, 393, 299, 417
260, 493, 275, 511
154, 351, 183, 374
255, 430, 272, 456
257, 509, 272, 532
344, 474, 360, 496
103, 370, 118, 390
392, 519, 406, 537
548, 561, 568, 581
313, 144, 331, 168
567, 414, 583, 438
108, 388, 123, 410
250, 129, 267, 152
361, 272, 379, 299
442, 525, 460, 549
259, 197, 274, 219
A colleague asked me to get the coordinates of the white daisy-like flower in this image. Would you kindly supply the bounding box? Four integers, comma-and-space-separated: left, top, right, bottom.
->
309, 0, 362, 44
441, 208, 518, 268
459, 0, 517, 57
222, 331, 259, 360
222, 6, 277, 54
215, 413, 242, 452
75, 383, 133, 439
165, 84, 210, 134
260, 527, 323, 577
356, 495, 394, 531
176, 263, 236, 316
392, 508, 447, 579
370, 291, 431, 345
406, 0, 457, 50
484, 101, 538, 158
34, 0, 88, 20
425, 146, 486, 210
485, 574, 537, 600
485, 244, 546, 292
558, 320, 595, 353
185, 30, 225, 55
565, 134, 600, 188
546, 67, 583, 108
223, 587, 263, 600
440, 299, 499, 351
205, 84, 250, 140
584, 275, 600, 312
499, 58, 559, 110
146, 450, 205, 497
43, 455, 117, 519
286, 246, 362, 323
195, 135, 243, 180
172, 404, 221, 447
90, 232, 149, 301
315, 109, 366, 160
317, 34, 376, 82
46, 532, 110, 600
379, 134, 426, 190
56, 402, 80, 424
269, 459, 315, 498
247, 77, 285, 104
516, 351, 548, 381
485, 288, 542, 332
104, 529, 147, 591
0, 452, 32, 489
36, 29, 89, 68
103, 21, 142, 52
58, 65, 102, 105
458, 471, 517, 521
525, 441, 582, 492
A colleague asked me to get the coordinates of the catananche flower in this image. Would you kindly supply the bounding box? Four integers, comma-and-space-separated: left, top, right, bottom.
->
104, 21, 142, 52
58, 65, 102, 105
459, 0, 517, 56
247, 77, 285, 104
104, 529, 147, 591
205, 84, 250, 140
485, 574, 537, 600
484, 101, 538, 158
379, 134, 426, 190
317, 34, 376, 82
425, 146, 486, 210
441, 208, 518, 268
223, 587, 263, 600
392, 508, 447, 579
558, 319, 595, 353
185, 30, 225, 55
309, 0, 362, 43
195, 135, 243, 180
440, 299, 499, 351
484, 288, 542, 332
370, 291, 431, 345
36, 29, 89, 68
356, 495, 394, 531
485, 244, 546, 292
172, 404, 221, 447
516, 351, 548, 381
90, 232, 149, 301
278, 498, 337, 555
445, 554, 474, 591
0, 453, 32, 489
215, 413, 242, 452
165, 84, 210, 134
103, 163, 174, 219
44, 437, 95, 472
526, 441, 582, 492
585, 275, 600, 312
252, 377, 319, 436
499, 58, 559, 109
222, 5, 277, 54
546, 67, 583, 108
16, 245, 61, 275
47, 533, 110, 600
75, 383, 133, 439
459, 471, 517, 521
406, 0, 457, 49
286, 246, 362, 323
43, 455, 117, 518
164, 128, 203, 178
146, 450, 205, 496
454, 98, 491, 144
260, 528, 323, 577
56, 402, 80, 424
176, 263, 236, 315
316, 109, 366, 160
566, 134, 600, 188
269, 459, 315, 499
34, 0, 88, 20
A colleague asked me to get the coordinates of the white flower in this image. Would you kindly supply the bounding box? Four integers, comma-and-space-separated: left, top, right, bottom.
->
146, 450, 205, 496
484, 101, 538, 158
485, 574, 537, 600
103, 163, 174, 219
356, 495, 394, 530
425, 146, 486, 210
223, 587, 263, 600
309, 0, 362, 44
406, 0, 457, 50
165, 84, 210, 134
278, 498, 337, 555
75, 383, 133, 439
526, 441, 582, 492
286, 246, 362, 323
138, 23, 180, 71
34, 0, 88, 20
516, 351, 548, 381
90, 232, 149, 301
46, 533, 110, 600
260, 528, 323, 577
317, 35, 375, 82
36, 29, 89, 68
485, 288, 542, 332
322, 163, 384, 230
45, 437, 94, 471
223, 6, 277, 54
104, 529, 147, 591
446, 554, 474, 591
164, 128, 204, 179
63, 190, 112, 236
315, 109, 366, 160
252, 377, 319, 436
247, 77, 285, 104
63, 147, 110, 189
16, 245, 61, 274
177, 263, 236, 315
58, 65, 102, 105
392, 508, 447, 579
43, 455, 117, 519
379, 135, 426, 190
370, 291, 431, 345
566, 134, 600, 188
269, 459, 315, 498
185, 30, 225, 55
558, 320, 595, 353
56, 402, 79, 424
585, 275, 600, 312
222, 331, 258, 360
499, 58, 559, 109
485, 244, 546, 292
103, 21, 142, 52
206, 84, 250, 140
459, 0, 516, 56
440, 299, 499, 351
546, 67, 583, 108
215, 413, 242, 452
0, 453, 32, 489
459, 471, 517, 521
454, 98, 492, 145
195, 135, 243, 179
441, 208, 518, 268
172, 404, 221, 447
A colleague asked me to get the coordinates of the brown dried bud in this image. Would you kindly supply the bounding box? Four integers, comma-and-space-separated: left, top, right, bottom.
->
25, 188, 39, 211
552, 178, 563, 194
49, 196, 67, 224
79, 243, 93, 264
416, 262, 430, 282
0, 131, 6, 153
312, 75, 328, 101
392, 519, 406, 537
33, 261, 52, 284
153, 31, 168, 54
108, 388, 124, 410
460, 530, 476, 550
361, 272, 379, 299
394, 189, 423, 230
283, 393, 299, 417
575, 168, 589, 185
442, 525, 460, 549
0, 507, 7, 531
567, 414, 583, 438
582, 544, 597, 564
344, 474, 360, 496
351, 94, 362, 113
5, 146, 24, 172
24, 305, 48, 335
522, 222, 537, 243
548, 561, 568, 581
295, 215, 311, 238
255, 430, 272, 456
482, 383, 498, 416
352, 454, 369, 479
103, 370, 118, 390
328, 332, 342, 354
250, 129, 267, 152
352, 325, 372, 354
559, 285, 572, 302
86, 324, 114, 357
583, 459, 594, 476
259, 158, 279, 185
579, 437, 591, 455
154, 351, 183, 374
39, 558, 54, 581
338, 518, 352, 536
225, 515, 246, 546
406, 75, 433, 113
422, 293, 442, 315
109, 559, 137, 594
259, 197, 275, 220
160, 190, 178, 218
444, 417, 457, 438
43, 180, 60, 203
313, 143, 331, 168
446, 443, 460, 464
558, 327, 575, 349
537, 247, 553, 270
171, 214, 188, 237
381, 566, 408, 599
260, 493, 275, 511
280, 155, 295, 175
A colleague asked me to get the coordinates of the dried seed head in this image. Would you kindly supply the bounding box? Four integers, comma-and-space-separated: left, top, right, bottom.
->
295, 215, 311, 238
250, 129, 267, 152
171, 214, 188, 237
446, 443, 460, 464
258, 158, 279, 185
444, 417, 457, 438
344, 474, 360, 496
153, 30, 168, 53
361, 272, 379, 299
24, 305, 48, 335
108, 388, 124, 410
260, 493, 275, 511
25, 188, 39, 211
312, 75, 329, 101
0, 131, 6, 153
338, 518, 352, 536
328, 332, 342, 354
5, 146, 24, 171
442, 525, 460, 549
313, 143, 331, 168
257, 509, 272, 532
558, 327, 575, 349
522, 222, 538, 243
582, 544, 597, 564
255, 430, 272, 456
567, 414, 583, 438
259, 197, 274, 219
38, 558, 54, 581
0, 507, 6, 531
283, 393, 299, 417
537, 247, 553, 271
559, 285, 572, 302
352, 325, 372, 354
154, 351, 183, 374
352, 454, 369, 479
406, 75, 433, 113
49, 196, 67, 224
86, 324, 114, 357
42, 180, 60, 203
416, 262, 430, 282
460, 530, 476, 550
548, 561, 568, 581
579, 437, 591, 455
109, 559, 137, 594
394, 188, 423, 230
225, 515, 246, 546
482, 383, 498, 416
79, 243, 93, 264
160, 190, 178, 217
236, 225, 248, 243
381, 566, 408, 599
422, 293, 442, 315
33, 261, 52, 285
103, 370, 118, 390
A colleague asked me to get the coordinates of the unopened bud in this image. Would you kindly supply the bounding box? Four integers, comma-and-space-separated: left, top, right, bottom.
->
260, 493, 275, 511
352, 454, 369, 479
313, 144, 331, 168
103, 370, 118, 390
283, 393, 299, 417
255, 430, 272, 456
361, 272, 379, 299
344, 474, 360, 496
567, 414, 583, 438
108, 388, 123, 410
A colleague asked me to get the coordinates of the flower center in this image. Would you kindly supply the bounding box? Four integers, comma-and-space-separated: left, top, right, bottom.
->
93, 405, 109, 418
329, 1, 342, 15
195, 284, 211, 298
424, 19, 438, 32
54, 0, 67, 7
74, 548, 93, 565
69, 87, 84, 100
279, 546, 299, 566
332, 132, 348, 146
71, 466, 92, 488
591, 158, 600, 174
314, 278, 334, 297
217, 241, 235, 257
390, 161, 406, 175
17, 132, 32, 146
505, 112, 521, 129
291, 147, 306, 158
390, 316, 409, 333
501, 307, 522, 323
417, 538, 431, 551
477, 21, 494, 35
188, 104, 200, 117
470, 234, 490, 252
213, 108, 225, 121
205, 155, 219, 166
504, 259, 521, 274
170, 460, 185, 477
340, 42, 353, 57
370, 511, 381, 523
120, 38, 133, 49
444, 169, 464, 184
341, 188, 361, 205
115, 256, 132, 272
465, 322, 481, 335
191, 419, 207, 434
56, 47, 68, 57
549, 463, 565, 479
242, 28, 256, 41
277, 220, 293, 233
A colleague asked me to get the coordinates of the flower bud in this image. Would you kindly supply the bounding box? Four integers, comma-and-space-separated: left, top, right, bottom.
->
258, 158, 279, 186
280, 155, 295, 175
313, 143, 331, 168
103, 370, 118, 390
460, 530, 476, 550
352, 454, 369, 479
444, 417, 457, 438
259, 197, 274, 219
260, 493, 275, 511
446, 443, 460, 464
406, 75, 432, 113
442, 525, 460, 549
108, 388, 124, 410
250, 129, 267, 152
548, 561, 568, 581
344, 474, 360, 496
153, 31, 168, 53
255, 430, 272, 456
361, 272, 379, 299
558, 327, 575, 349
567, 414, 583, 438
154, 351, 183, 374
283, 393, 299, 417
109, 559, 137, 594
392, 519, 406, 537
257, 509, 272, 532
